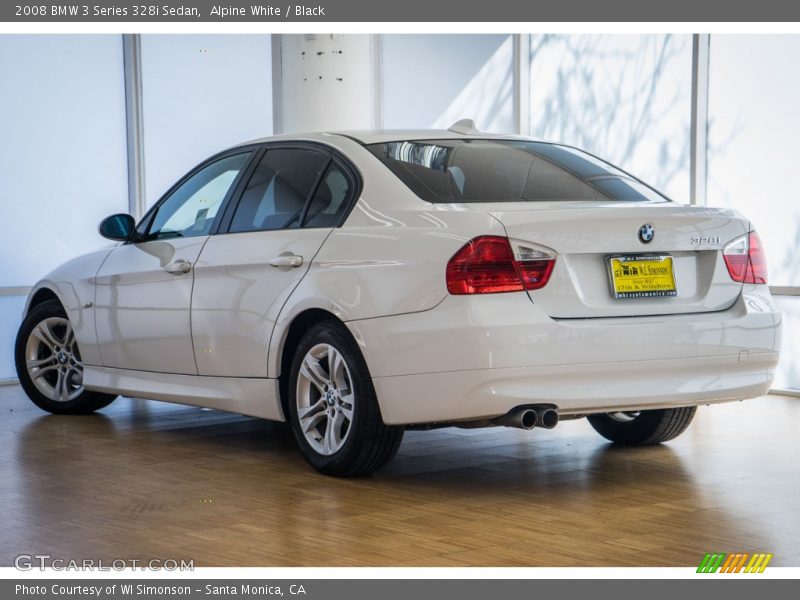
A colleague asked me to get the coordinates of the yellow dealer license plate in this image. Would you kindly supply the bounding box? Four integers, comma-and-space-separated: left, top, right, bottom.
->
608, 255, 677, 299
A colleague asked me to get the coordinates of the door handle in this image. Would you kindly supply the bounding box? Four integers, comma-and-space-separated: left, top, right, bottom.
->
164, 259, 192, 275
268, 253, 303, 268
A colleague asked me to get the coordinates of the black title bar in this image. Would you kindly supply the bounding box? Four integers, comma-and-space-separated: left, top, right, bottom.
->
4, 0, 800, 22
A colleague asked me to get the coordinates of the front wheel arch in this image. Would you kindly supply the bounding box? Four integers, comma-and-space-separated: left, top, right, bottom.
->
15, 298, 116, 414
26, 287, 62, 315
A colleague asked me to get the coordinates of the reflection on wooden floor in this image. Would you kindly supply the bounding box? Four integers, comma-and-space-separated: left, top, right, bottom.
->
1, 384, 798, 567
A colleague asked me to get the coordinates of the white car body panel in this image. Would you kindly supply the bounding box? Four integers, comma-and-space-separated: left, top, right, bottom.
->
25, 246, 115, 367
84, 365, 283, 420
94, 236, 207, 374
348, 286, 780, 424
263, 209, 506, 377
191, 227, 333, 377
372, 354, 776, 425
492, 203, 748, 318
23, 129, 782, 429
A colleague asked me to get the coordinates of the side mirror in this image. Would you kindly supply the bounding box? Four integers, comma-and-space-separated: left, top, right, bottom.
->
98, 213, 136, 242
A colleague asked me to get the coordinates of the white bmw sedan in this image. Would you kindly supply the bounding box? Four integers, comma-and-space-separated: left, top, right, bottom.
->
15, 125, 781, 476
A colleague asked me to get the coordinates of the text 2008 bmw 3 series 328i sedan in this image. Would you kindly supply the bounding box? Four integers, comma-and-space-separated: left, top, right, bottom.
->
15, 122, 781, 476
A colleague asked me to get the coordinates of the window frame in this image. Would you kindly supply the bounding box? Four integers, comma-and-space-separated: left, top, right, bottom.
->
217, 141, 363, 235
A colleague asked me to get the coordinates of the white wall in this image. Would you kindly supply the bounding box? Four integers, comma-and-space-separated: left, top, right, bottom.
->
140, 35, 273, 207
278, 34, 377, 133
0, 296, 27, 380
382, 34, 515, 133
0, 35, 129, 288
0, 35, 129, 380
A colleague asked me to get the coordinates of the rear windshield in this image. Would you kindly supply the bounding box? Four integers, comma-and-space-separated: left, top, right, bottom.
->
365, 139, 669, 204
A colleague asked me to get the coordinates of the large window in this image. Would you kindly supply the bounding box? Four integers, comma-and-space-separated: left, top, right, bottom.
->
529, 34, 693, 202
707, 35, 800, 288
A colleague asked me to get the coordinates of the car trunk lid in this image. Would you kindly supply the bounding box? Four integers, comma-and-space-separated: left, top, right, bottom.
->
480, 202, 748, 318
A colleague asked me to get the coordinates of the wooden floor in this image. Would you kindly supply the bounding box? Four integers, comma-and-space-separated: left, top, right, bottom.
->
1, 384, 798, 567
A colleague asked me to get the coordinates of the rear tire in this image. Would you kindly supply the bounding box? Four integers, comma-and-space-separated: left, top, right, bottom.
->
15, 299, 117, 415
587, 407, 697, 445
287, 320, 404, 477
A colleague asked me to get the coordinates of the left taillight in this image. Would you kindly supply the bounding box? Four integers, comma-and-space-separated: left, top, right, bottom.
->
446, 235, 556, 295
723, 230, 768, 284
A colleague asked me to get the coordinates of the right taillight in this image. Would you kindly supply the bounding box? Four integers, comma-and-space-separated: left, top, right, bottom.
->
446, 235, 556, 295
723, 230, 767, 284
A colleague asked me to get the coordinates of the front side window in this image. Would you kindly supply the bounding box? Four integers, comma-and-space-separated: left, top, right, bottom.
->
365, 139, 669, 204
229, 148, 329, 233
147, 153, 252, 240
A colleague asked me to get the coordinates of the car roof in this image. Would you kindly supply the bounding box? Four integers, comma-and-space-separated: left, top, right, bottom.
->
231, 123, 543, 149
325, 129, 541, 144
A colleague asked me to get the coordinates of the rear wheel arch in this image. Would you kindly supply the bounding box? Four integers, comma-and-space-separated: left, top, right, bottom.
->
278, 308, 347, 417
284, 317, 403, 475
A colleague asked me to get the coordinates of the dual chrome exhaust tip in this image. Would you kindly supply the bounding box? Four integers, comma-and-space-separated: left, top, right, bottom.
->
493, 406, 559, 430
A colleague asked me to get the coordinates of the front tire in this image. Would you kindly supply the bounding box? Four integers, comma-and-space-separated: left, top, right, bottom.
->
287, 320, 404, 476
587, 407, 697, 445
15, 299, 117, 415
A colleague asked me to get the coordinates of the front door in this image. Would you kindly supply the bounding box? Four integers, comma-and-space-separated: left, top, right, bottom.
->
94, 151, 253, 374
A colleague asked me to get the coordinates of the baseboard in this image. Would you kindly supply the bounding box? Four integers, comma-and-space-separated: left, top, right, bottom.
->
769, 388, 800, 398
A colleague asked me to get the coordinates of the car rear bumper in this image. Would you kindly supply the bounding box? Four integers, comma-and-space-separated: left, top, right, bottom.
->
346, 285, 781, 425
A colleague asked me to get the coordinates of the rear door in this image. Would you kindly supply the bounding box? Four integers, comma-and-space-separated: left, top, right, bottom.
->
191, 145, 358, 377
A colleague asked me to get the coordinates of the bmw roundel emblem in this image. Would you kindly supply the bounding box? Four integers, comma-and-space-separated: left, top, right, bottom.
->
638, 223, 655, 243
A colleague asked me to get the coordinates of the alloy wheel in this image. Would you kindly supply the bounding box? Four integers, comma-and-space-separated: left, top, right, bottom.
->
295, 343, 355, 456
607, 411, 642, 423
25, 317, 84, 402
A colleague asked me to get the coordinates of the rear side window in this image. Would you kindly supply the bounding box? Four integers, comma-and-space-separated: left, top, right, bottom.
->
365, 139, 668, 204
302, 162, 354, 228
229, 148, 329, 233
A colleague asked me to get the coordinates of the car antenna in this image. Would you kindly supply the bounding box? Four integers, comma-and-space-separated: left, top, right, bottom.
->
447, 119, 480, 135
